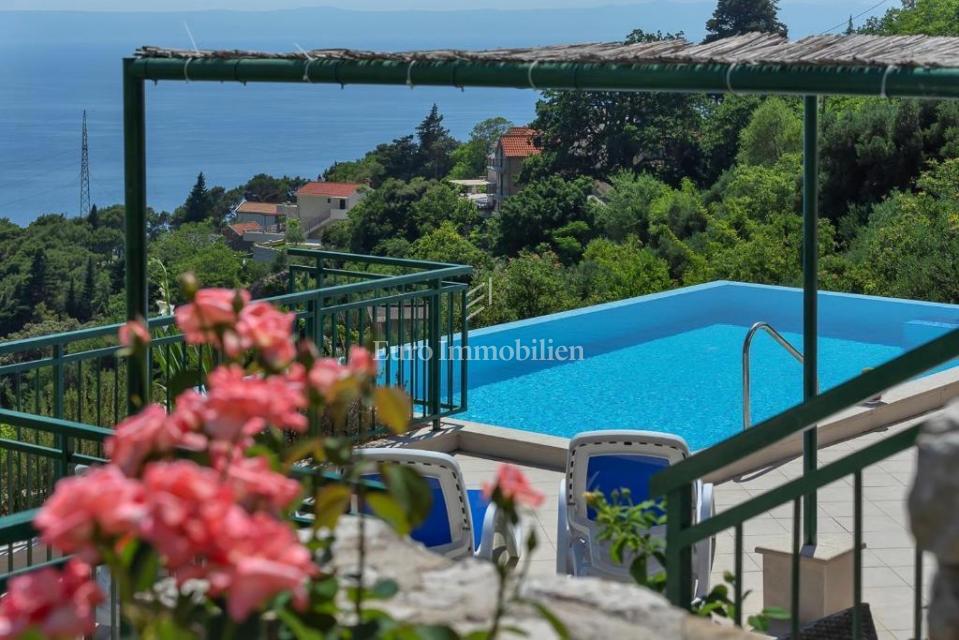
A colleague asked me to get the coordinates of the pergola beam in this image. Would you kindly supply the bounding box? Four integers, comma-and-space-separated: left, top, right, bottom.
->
129, 56, 959, 99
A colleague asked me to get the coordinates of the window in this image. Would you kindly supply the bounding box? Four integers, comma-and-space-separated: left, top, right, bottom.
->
338, 198, 347, 210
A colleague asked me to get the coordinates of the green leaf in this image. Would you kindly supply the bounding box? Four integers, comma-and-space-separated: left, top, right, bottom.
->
378, 463, 432, 529
762, 606, 791, 620
312, 484, 352, 530
629, 556, 648, 586
369, 578, 399, 600
410, 625, 461, 640
374, 387, 412, 434
528, 601, 571, 640
277, 609, 324, 640
366, 492, 412, 535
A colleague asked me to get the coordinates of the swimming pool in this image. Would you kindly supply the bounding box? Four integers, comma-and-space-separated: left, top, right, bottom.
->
457, 282, 959, 450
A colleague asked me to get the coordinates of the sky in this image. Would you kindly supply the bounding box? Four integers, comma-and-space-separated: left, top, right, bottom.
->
2, 0, 873, 10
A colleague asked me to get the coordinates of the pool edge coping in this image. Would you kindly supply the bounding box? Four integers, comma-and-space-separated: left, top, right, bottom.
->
378, 365, 959, 483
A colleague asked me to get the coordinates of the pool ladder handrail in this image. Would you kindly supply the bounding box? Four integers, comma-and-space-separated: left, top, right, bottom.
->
742, 321, 818, 430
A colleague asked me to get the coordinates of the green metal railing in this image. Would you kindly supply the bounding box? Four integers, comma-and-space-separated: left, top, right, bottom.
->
651, 326, 959, 638
0, 249, 472, 516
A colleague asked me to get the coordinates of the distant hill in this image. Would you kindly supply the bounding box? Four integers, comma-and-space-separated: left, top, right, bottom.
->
1, 2, 875, 51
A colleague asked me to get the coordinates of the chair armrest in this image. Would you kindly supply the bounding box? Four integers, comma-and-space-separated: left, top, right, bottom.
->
476, 501, 523, 566
556, 477, 571, 575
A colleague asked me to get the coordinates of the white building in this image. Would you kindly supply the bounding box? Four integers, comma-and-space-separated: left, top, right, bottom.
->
294, 182, 366, 230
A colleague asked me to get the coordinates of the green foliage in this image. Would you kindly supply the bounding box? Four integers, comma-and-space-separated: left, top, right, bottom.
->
347, 178, 475, 255
700, 95, 762, 183
862, 0, 959, 36
850, 158, 959, 302
410, 222, 492, 270
417, 104, 459, 180
703, 0, 787, 42
480, 251, 576, 324
592, 171, 670, 242
448, 117, 513, 179
819, 99, 959, 220
578, 237, 672, 304
736, 97, 802, 166
494, 175, 594, 258
148, 222, 253, 305
285, 218, 306, 246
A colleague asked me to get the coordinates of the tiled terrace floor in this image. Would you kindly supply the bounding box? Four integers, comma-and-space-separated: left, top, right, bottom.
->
454, 415, 933, 640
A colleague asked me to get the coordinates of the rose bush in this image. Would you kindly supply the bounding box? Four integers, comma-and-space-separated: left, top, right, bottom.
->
0, 281, 550, 640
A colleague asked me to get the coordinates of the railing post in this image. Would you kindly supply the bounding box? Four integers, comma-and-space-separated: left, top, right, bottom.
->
802, 94, 819, 547
664, 483, 693, 609
123, 57, 149, 413
52, 344, 69, 479
460, 285, 469, 412
429, 279, 441, 431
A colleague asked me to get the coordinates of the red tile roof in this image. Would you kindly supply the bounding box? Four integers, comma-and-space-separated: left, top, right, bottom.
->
227, 221, 263, 235
296, 182, 362, 198
235, 201, 282, 215
499, 127, 542, 158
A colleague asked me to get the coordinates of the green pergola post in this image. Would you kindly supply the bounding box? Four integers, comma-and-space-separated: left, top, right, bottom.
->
802, 94, 819, 547
123, 58, 149, 412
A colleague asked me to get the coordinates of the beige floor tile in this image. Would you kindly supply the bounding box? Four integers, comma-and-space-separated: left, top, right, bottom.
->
863, 566, 909, 588
833, 515, 902, 533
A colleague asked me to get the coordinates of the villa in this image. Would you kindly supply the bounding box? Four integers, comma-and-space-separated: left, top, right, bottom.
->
5, 30, 959, 640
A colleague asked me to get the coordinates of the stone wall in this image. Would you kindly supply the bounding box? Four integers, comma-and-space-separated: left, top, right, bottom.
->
330, 517, 757, 640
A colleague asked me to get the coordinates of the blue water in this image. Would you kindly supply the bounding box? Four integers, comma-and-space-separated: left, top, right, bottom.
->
461, 323, 903, 450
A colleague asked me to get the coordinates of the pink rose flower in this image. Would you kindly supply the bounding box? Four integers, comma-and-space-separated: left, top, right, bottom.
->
235, 301, 296, 368
118, 318, 150, 350
140, 460, 235, 569
201, 366, 307, 442
106, 404, 179, 475
308, 358, 348, 400
174, 288, 250, 348
220, 453, 301, 513
0, 560, 103, 640
482, 464, 545, 508
35, 466, 145, 562
215, 513, 316, 621
347, 345, 377, 377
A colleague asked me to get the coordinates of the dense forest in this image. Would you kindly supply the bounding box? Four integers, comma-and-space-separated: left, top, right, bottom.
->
1, 0, 958, 340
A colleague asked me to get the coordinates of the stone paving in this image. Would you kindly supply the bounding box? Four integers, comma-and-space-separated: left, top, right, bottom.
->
454, 415, 934, 640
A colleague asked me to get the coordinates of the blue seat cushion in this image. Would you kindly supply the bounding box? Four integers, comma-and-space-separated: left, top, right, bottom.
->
584, 454, 669, 520
466, 489, 491, 551
362, 474, 454, 548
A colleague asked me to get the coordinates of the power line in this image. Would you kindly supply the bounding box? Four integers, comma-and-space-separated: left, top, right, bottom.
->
819, 0, 894, 35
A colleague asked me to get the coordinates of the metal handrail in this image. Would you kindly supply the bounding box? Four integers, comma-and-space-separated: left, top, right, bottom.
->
742, 321, 814, 430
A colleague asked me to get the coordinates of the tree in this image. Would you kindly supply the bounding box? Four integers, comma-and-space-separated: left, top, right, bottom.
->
410, 222, 491, 269
449, 117, 514, 179
494, 176, 594, 258
417, 105, 458, 179
78, 256, 97, 321
849, 159, 959, 301
575, 238, 672, 303
700, 95, 762, 183
181, 172, 212, 225
480, 251, 576, 324
530, 31, 706, 186
704, 0, 787, 43
87, 204, 99, 229
736, 97, 802, 166
592, 172, 671, 242
347, 178, 433, 254
862, 0, 959, 36
285, 218, 306, 246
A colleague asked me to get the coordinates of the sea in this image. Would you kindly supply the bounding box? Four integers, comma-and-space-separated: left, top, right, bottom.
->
0, 3, 870, 224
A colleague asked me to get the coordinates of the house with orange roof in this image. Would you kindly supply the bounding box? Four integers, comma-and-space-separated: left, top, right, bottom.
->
294, 181, 367, 230
234, 201, 286, 230
488, 127, 542, 207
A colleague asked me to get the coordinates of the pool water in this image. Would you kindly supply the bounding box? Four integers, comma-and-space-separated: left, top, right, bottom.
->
454, 282, 959, 451
461, 323, 902, 450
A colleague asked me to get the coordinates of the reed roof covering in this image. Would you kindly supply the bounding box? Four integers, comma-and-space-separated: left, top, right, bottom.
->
136, 33, 959, 70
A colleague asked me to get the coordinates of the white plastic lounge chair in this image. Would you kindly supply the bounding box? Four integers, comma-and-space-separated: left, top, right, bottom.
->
556, 430, 714, 598
355, 448, 522, 563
